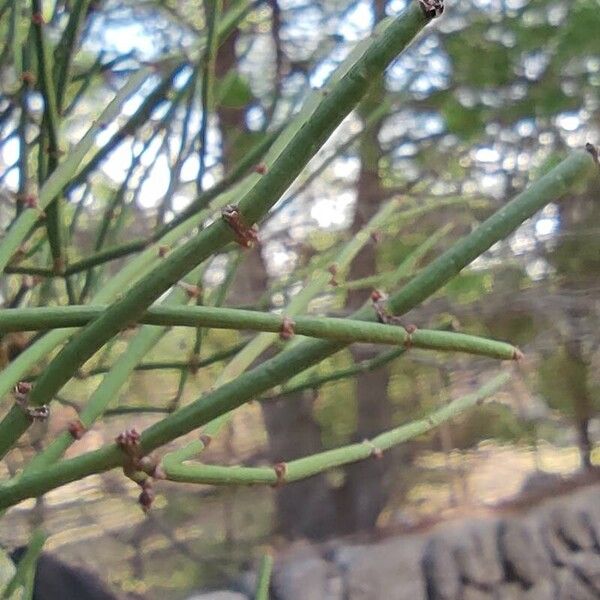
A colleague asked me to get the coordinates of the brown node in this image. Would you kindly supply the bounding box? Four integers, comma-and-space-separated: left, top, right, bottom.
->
418, 0, 444, 19
14, 383, 49, 422
21, 71, 36, 86
370, 289, 384, 303
254, 163, 268, 175
31, 11, 44, 25
370, 231, 382, 244
328, 264, 339, 286
585, 143, 599, 168
272, 462, 287, 487
67, 419, 86, 440
15, 381, 32, 396
371, 291, 389, 324
513, 348, 524, 361
221, 205, 259, 248
199, 433, 212, 449
364, 440, 383, 460
138, 480, 155, 514
23, 195, 38, 209
178, 281, 201, 299
279, 316, 296, 341
115, 428, 141, 456
21, 404, 49, 422
403, 323, 417, 348
158, 245, 170, 258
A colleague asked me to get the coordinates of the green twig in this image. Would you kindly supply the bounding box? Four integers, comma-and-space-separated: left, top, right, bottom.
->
0, 304, 521, 360
0, 149, 594, 509
161, 372, 510, 485
2, 529, 46, 600
255, 552, 273, 600
196, 0, 222, 195
0, 2, 432, 458
0, 67, 150, 273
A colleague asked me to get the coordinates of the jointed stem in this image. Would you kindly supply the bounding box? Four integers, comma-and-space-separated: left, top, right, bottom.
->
0, 304, 521, 360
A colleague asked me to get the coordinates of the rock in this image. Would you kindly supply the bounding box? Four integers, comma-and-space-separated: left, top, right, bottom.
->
272, 542, 339, 600
541, 524, 573, 566
462, 586, 494, 600
569, 487, 600, 549
454, 521, 503, 587
555, 568, 598, 600
523, 580, 555, 600
548, 506, 596, 551
495, 583, 526, 600
498, 518, 553, 586
337, 535, 426, 600
568, 551, 600, 593
422, 537, 461, 600
185, 592, 248, 600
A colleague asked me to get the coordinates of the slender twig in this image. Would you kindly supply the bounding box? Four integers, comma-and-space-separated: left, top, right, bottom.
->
2, 529, 46, 599
0, 67, 151, 273
0, 147, 595, 508
0, 304, 522, 360
31, 0, 65, 277
255, 552, 274, 600
196, 0, 221, 195
161, 372, 510, 485
53, 0, 92, 112
0, 2, 433, 459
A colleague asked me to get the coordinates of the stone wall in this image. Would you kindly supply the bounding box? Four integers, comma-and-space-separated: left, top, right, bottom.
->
191, 483, 600, 600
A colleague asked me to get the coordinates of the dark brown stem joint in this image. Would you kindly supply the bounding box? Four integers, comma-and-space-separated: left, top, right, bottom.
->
272, 462, 287, 487
280, 316, 295, 341
403, 324, 417, 348
328, 264, 338, 287
418, 0, 444, 19
254, 163, 268, 175
199, 433, 212, 449
585, 143, 599, 169
221, 205, 259, 248
138, 480, 155, 513
364, 440, 383, 460
14, 382, 49, 421
116, 428, 141, 457
68, 419, 86, 440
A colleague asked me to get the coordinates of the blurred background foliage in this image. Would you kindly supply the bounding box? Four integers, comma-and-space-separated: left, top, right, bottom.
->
0, 0, 599, 597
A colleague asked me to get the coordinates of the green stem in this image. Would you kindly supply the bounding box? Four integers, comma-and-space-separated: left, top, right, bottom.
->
0, 149, 594, 505
52, 0, 91, 113
78, 341, 247, 378
31, 0, 64, 274
21, 284, 196, 472
2, 529, 46, 599
0, 2, 432, 457
161, 372, 510, 485
0, 305, 520, 360
0, 67, 150, 273
255, 553, 273, 600
196, 0, 221, 194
